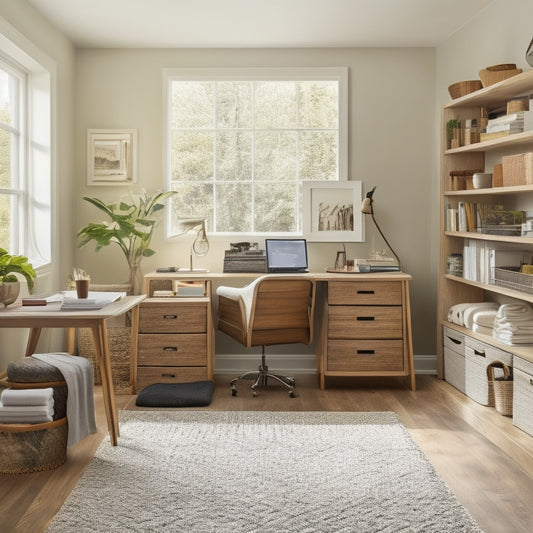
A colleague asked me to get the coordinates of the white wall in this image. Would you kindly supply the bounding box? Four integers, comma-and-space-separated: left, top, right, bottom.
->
0, 0, 76, 369
73, 47, 437, 369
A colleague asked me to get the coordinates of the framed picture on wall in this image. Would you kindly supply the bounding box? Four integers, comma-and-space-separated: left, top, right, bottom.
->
303, 180, 364, 242
87, 129, 137, 185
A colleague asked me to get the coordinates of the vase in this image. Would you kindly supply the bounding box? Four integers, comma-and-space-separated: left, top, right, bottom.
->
0, 281, 20, 307
128, 264, 144, 295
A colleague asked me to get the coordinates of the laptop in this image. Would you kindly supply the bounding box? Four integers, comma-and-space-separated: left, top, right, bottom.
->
265, 239, 308, 273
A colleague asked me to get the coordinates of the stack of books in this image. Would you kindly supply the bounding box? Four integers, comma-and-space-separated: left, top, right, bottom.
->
60, 291, 126, 310
480, 109, 533, 142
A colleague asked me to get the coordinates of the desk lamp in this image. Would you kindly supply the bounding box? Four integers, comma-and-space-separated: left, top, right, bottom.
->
176, 217, 209, 272
360, 186, 401, 272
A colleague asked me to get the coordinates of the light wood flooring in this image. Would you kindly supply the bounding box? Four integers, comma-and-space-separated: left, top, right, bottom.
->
1, 375, 532, 533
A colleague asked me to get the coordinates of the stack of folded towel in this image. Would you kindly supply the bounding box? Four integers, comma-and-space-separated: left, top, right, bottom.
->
472, 309, 499, 336
0, 387, 54, 424
493, 304, 533, 345
448, 302, 499, 329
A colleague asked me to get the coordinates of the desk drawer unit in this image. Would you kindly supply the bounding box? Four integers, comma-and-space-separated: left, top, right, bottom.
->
135, 299, 211, 392
323, 279, 412, 387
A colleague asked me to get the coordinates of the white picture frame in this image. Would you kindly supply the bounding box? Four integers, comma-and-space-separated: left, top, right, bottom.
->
303, 180, 364, 242
87, 129, 137, 186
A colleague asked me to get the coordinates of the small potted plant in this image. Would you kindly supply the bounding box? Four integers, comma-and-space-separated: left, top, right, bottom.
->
0, 248, 37, 306
77, 189, 176, 294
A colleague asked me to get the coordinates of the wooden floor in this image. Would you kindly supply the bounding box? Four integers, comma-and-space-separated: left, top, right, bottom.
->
1, 375, 532, 533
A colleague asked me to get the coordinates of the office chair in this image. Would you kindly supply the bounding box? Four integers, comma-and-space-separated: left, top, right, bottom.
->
216, 275, 315, 398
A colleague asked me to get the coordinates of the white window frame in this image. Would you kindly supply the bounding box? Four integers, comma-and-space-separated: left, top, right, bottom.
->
163, 67, 348, 238
0, 20, 55, 285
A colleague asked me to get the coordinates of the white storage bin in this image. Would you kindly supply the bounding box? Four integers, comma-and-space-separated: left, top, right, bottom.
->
465, 337, 512, 405
513, 356, 533, 436
443, 326, 466, 393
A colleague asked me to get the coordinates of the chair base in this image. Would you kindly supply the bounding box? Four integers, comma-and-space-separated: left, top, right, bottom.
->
230, 350, 296, 398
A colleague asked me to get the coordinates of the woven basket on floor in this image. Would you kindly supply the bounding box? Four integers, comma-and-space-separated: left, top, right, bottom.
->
0, 417, 68, 474
486, 361, 513, 416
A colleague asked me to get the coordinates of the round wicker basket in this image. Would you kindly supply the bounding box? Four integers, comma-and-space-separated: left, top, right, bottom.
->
448, 80, 482, 99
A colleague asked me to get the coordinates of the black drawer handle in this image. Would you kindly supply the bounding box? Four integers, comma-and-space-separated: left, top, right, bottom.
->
161, 373, 176, 378
163, 314, 178, 319
357, 290, 375, 294
447, 337, 462, 345
163, 346, 178, 351
357, 316, 375, 321
357, 350, 375, 355
474, 349, 486, 357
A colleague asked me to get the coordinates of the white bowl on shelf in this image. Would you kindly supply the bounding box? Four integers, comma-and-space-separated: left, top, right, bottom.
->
473, 172, 492, 189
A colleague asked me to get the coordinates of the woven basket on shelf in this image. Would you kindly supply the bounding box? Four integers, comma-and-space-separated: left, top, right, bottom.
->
486, 361, 513, 416
479, 64, 522, 87
0, 417, 68, 474
448, 80, 482, 99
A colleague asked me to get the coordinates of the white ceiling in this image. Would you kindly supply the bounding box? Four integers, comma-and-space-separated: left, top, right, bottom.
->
26, 0, 495, 49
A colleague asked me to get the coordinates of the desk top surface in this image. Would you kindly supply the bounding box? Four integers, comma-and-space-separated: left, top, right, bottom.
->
0, 294, 146, 322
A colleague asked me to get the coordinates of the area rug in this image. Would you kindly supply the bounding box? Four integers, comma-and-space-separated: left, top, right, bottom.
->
47, 411, 482, 532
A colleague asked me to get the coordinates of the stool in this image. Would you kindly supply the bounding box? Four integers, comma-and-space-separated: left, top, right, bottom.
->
0, 357, 68, 474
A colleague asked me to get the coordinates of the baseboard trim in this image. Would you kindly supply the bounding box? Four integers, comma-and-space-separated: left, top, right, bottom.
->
215, 353, 437, 375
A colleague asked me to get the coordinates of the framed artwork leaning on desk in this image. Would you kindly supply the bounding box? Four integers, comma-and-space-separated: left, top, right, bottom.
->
303, 180, 363, 242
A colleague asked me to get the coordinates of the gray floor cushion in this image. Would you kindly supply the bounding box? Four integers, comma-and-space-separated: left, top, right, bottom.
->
135, 381, 215, 407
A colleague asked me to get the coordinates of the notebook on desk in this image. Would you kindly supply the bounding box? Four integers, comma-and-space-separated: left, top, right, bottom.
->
265, 239, 308, 273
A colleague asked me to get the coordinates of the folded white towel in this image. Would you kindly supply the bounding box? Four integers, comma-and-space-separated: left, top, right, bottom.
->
447, 303, 475, 326
496, 303, 533, 320
473, 310, 498, 328
0, 413, 53, 424
32, 353, 97, 447
463, 303, 498, 329
1, 387, 54, 407
0, 400, 53, 423
472, 324, 494, 336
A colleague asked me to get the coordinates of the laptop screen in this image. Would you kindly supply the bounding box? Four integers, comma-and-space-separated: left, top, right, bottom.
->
265, 239, 308, 272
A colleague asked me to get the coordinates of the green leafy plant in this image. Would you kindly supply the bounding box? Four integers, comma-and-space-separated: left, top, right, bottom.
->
77, 190, 176, 293
0, 248, 36, 292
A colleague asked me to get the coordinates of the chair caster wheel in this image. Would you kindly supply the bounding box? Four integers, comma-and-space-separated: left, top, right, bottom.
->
289, 390, 296, 398
251, 387, 258, 397
231, 389, 237, 396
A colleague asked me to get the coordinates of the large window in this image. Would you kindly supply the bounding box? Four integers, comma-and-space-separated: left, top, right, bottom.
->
165, 68, 347, 236
0, 48, 51, 269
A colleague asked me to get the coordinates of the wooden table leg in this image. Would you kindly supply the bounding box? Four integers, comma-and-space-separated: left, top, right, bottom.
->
91, 322, 119, 446
25, 328, 42, 356
66, 327, 76, 354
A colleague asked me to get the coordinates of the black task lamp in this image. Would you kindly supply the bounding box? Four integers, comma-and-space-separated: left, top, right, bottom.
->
176, 217, 209, 272
360, 187, 401, 272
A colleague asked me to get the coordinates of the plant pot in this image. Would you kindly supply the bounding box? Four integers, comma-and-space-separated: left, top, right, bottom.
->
0, 281, 20, 307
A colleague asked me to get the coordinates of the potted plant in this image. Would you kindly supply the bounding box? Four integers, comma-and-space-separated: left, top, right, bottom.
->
77, 189, 176, 294
0, 248, 37, 306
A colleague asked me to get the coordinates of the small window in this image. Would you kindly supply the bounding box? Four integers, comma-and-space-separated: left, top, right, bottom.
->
164, 68, 348, 236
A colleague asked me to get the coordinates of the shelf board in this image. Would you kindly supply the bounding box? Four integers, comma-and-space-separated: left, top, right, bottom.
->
444, 231, 533, 244
445, 184, 533, 196
445, 70, 533, 109
444, 273, 533, 303
445, 130, 533, 155
442, 320, 533, 363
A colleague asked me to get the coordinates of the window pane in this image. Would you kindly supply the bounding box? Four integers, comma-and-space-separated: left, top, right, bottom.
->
255, 131, 297, 182
254, 182, 297, 232
171, 131, 213, 182
216, 131, 252, 181
0, 194, 10, 250
299, 131, 338, 181
0, 128, 11, 187
255, 81, 297, 129
299, 81, 338, 129
215, 183, 252, 232
170, 183, 213, 233
216, 81, 252, 128
171, 81, 213, 128
0, 70, 15, 126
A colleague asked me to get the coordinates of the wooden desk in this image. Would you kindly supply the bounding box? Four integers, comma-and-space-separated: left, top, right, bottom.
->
0, 295, 145, 446
141, 271, 415, 391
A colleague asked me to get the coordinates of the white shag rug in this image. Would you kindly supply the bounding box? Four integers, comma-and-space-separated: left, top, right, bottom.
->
47, 411, 483, 532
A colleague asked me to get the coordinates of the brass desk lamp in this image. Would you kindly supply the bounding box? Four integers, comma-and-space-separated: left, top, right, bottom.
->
176, 217, 209, 272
